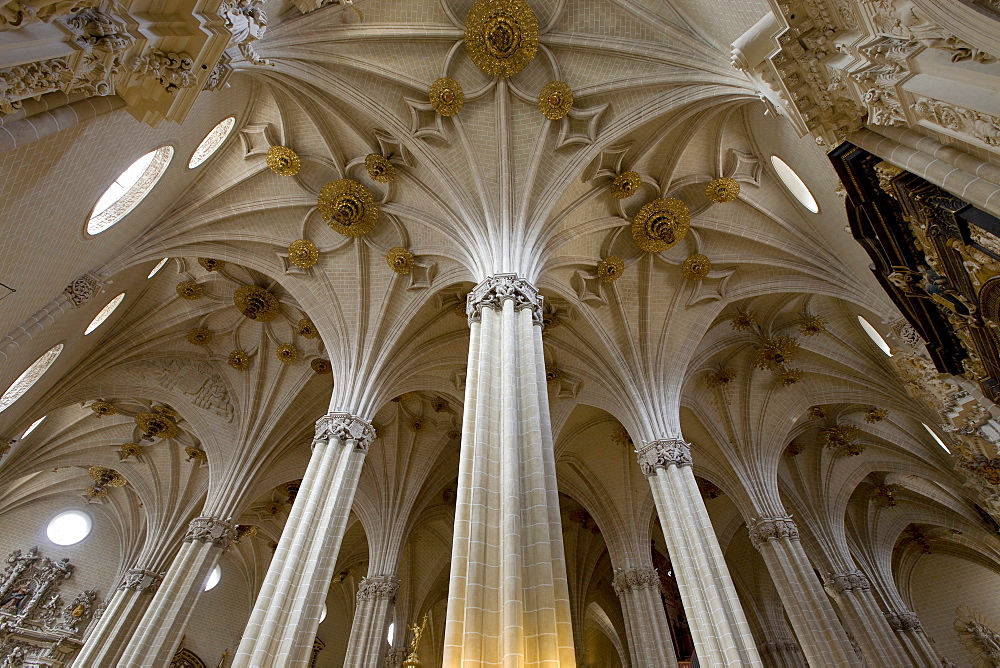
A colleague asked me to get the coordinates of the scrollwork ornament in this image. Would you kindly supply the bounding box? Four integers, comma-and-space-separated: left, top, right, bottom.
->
464, 0, 538, 78
466, 273, 543, 326
318, 179, 378, 236
314, 412, 376, 451
538, 81, 573, 120
288, 239, 319, 268
635, 438, 692, 476
429, 77, 464, 116
266, 146, 300, 175
356, 575, 400, 602
183, 516, 235, 549
364, 154, 396, 183
631, 197, 691, 252
63, 274, 100, 307
747, 515, 800, 550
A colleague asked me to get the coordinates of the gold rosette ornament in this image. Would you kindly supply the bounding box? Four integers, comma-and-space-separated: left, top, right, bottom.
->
465, 0, 538, 77
297, 318, 318, 339
176, 281, 204, 300
311, 358, 332, 374
185, 446, 207, 463
135, 412, 180, 440
234, 285, 280, 321
288, 239, 319, 268
365, 154, 396, 183
705, 177, 740, 203
90, 400, 117, 418
610, 171, 641, 199
198, 258, 225, 272
387, 247, 415, 274
597, 256, 625, 282
681, 254, 711, 280
429, 77, 464, 116
228, 349, 251, 371
631, 197, 691, 252
266, 146, 300, 176
318, 179, 379, 236
187, 327, 213, 345
119, 442, 144, 460
538, 81, 573, 120
276, 343, 298, 364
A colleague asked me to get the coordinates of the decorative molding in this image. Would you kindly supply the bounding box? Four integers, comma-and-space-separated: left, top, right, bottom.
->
466, 274, 543, 326
635, 439, 692, 476
747, 515, 800, 549
0, 0, 99, 32
356, 575, 400, 602
221, 0, 270, 66
314, 412, 376, 452
182, 517, 235, 549
118, 568, 164, 594
824, 570, 871, 594
63, 273, 101, 307
885, 609, 922, 631
127, 49, 196, 94
611, 567, 660, 596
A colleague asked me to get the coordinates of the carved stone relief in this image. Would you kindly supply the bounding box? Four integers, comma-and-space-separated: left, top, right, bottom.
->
130, 358, 235, 422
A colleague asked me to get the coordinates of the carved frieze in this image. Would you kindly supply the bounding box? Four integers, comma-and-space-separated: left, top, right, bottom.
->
314, 412, 376, 451
356, 575, 400, 602
466, 274, 544, 326
635, 439, 692, 476
747, 515, 800, 549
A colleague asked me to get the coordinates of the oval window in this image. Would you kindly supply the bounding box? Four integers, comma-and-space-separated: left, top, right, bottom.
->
147, 258, 170, 279
87, 146, 173, 235
47, 511, 92, 546
858, 316, 892, 357
19, 415, 46, 439
189, 116, 236, 169
922, 423, 951, 453
84, 292, 126, 335
205, 565, 222, 591
0, 343, 64, 413
771, 155, 819, 213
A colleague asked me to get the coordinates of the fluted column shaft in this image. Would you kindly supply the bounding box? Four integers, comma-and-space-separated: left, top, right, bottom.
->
640, 439, 762, 666
612, 567, 678, 667
343, 575, 400, 667
748, 517, 860, 666
117, 518, 234, 666
443, 275, 575, 666
758, 639, 806, 668
234, 413, 374, 667
75, 568, 163, 666
824, 571, 911, 667
884, 609, 941, 665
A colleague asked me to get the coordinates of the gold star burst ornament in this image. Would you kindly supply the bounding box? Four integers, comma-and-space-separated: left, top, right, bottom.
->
429, 78, 464, 116
538, 81, 573, 120
318, 179, 379, 236
465, 0, 538, 78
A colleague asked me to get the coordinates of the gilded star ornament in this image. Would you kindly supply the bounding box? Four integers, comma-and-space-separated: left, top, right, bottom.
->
365, 154, 396, 183
538, 81, 573, 120
311, 358, 332, 374
228, 349, 251, 371
276, 343, 298, 364
864, 407, 889, 423
631, 197, 691, 252
777, 368, 804, 386
681, 254, 711, 280
706, 367, 736, 388
610, 171, 641, 199
705, 177, 740, 203
187, 327, 213, 345
387, 247, 415, 274
318, 179, 378, 236
751, 335, 800, 370
464, 0, 538, 78
90, 400, 117, 418
266, 146, 300, 176
176, 281, 204, 300
288, 239, 319, 269
234, 285, 280, 322
730, 310, 756, 331
198, 258, 225, 272
597, 256, 625, 282
429, 77, 464, 116
798, 314, 828, 336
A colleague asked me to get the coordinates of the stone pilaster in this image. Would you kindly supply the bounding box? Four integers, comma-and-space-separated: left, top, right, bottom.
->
823, 570, 911, 667
118, 517, 234, 666
343, 575, 400, 667
884, 609, 942, 665
74, 568, 165, 665
641, 438, 762, 666
234, 413, 374, 666
748, 516, 860, 666
612, 566, 678, 667
443, 274, 575, 665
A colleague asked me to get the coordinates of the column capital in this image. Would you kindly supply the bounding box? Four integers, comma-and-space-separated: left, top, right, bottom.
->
884, 610, 922, 631
747, 515, 799, 549
356, 575, 400, 602
636, 438, 692, 475
611, 567, 660, 597
824, 570, 871, 595
466, 274, 543, 326
118, 568, 165, 594
183, 516, 235, 549
315, 412, 376, 452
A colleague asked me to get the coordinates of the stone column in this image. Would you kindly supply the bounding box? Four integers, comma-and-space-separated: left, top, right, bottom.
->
75, 568, 163, 665
117, 517, 234, 666
343, 575, 399, 667
884, 609, 941, 665
639, 439, 762, 666
233, 413, 373, 667
442, 274, 576, 666
612, 566, 678, 667
757, 638, 806, 667
823, 570, 911, 667
747, 516, 860, 667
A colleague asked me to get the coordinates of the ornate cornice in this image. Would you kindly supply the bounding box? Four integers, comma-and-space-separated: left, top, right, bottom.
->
824, 570, 871, 595
747, 515, 799, 549
182, 516, 235, 549
635, 439, 692, 476
611, 567, 660, 597
885, 610, 922, 631
314, 413, 376, 452
118, 568, 164, 594
356, 575, 400, 602
466, 274, 543, 327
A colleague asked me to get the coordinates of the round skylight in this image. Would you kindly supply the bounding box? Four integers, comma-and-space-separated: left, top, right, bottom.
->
205, 565, 222, 591
19, 415, 46, 439
47, 511, 92, 546
0, 343, 64, 413
147, 258, 170, 279
771, 155, 819, 213
858, 316, 892, 356
189, 116, 236, 169
922, 423, 951, 453
87, 146, 173, 235
84, 292, 126, 335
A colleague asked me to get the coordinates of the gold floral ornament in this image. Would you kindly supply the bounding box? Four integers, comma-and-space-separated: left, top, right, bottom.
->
311, 358, 332, 374
597, 256, 625, 282
408, 418, 424, 433
365, 153, 396, 183
119, 442, 144, 460
864, 407, 889, 423
288, 239, 319, 269
610, 171, 641, 199
86, 466, 127, 498
464, 0, 538, 78
187, 327, 213, 346
808, 405, 828, 419
387, 247, 415, 274
538, 81, 573, 120
871, 483, 898, 506
820, 424, 863, 455
135, 411, 180, 440
798, 314, 828, 336
318, 179, 379, 236
631, 197, 691, 252
265, 146, 300, 176
176, 281, 204, 300
234, 285, 280, 322
681, 254, 711, 280
705, 177, 740, 203
228, 349, 251, 371
297, 318, 318, 339
706, 367, 736, 388
429, 77, 464, 116
730, 310, 756, 331
198, 258, 225, 272
751, 335, 800, 370
185, 445, 207, 463
276, 343, 298, 364
777, 368, 804, 386
90, 400, 117, 418
234, 524, 258, 541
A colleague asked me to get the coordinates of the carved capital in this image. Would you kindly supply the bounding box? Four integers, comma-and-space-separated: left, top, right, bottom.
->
824, 570, 871, 595
885, 610, 922, 631
63, 274, 100, 307
635, 439, 691, 476
611, 567, 660, 597
466, 274, 543, 326
760, 638, 800, 656
118, 568, 164, 594
182, 516, 235, 549
747, 515, 799, 549
356, 575, 400, 602
314, 412, 376, 452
